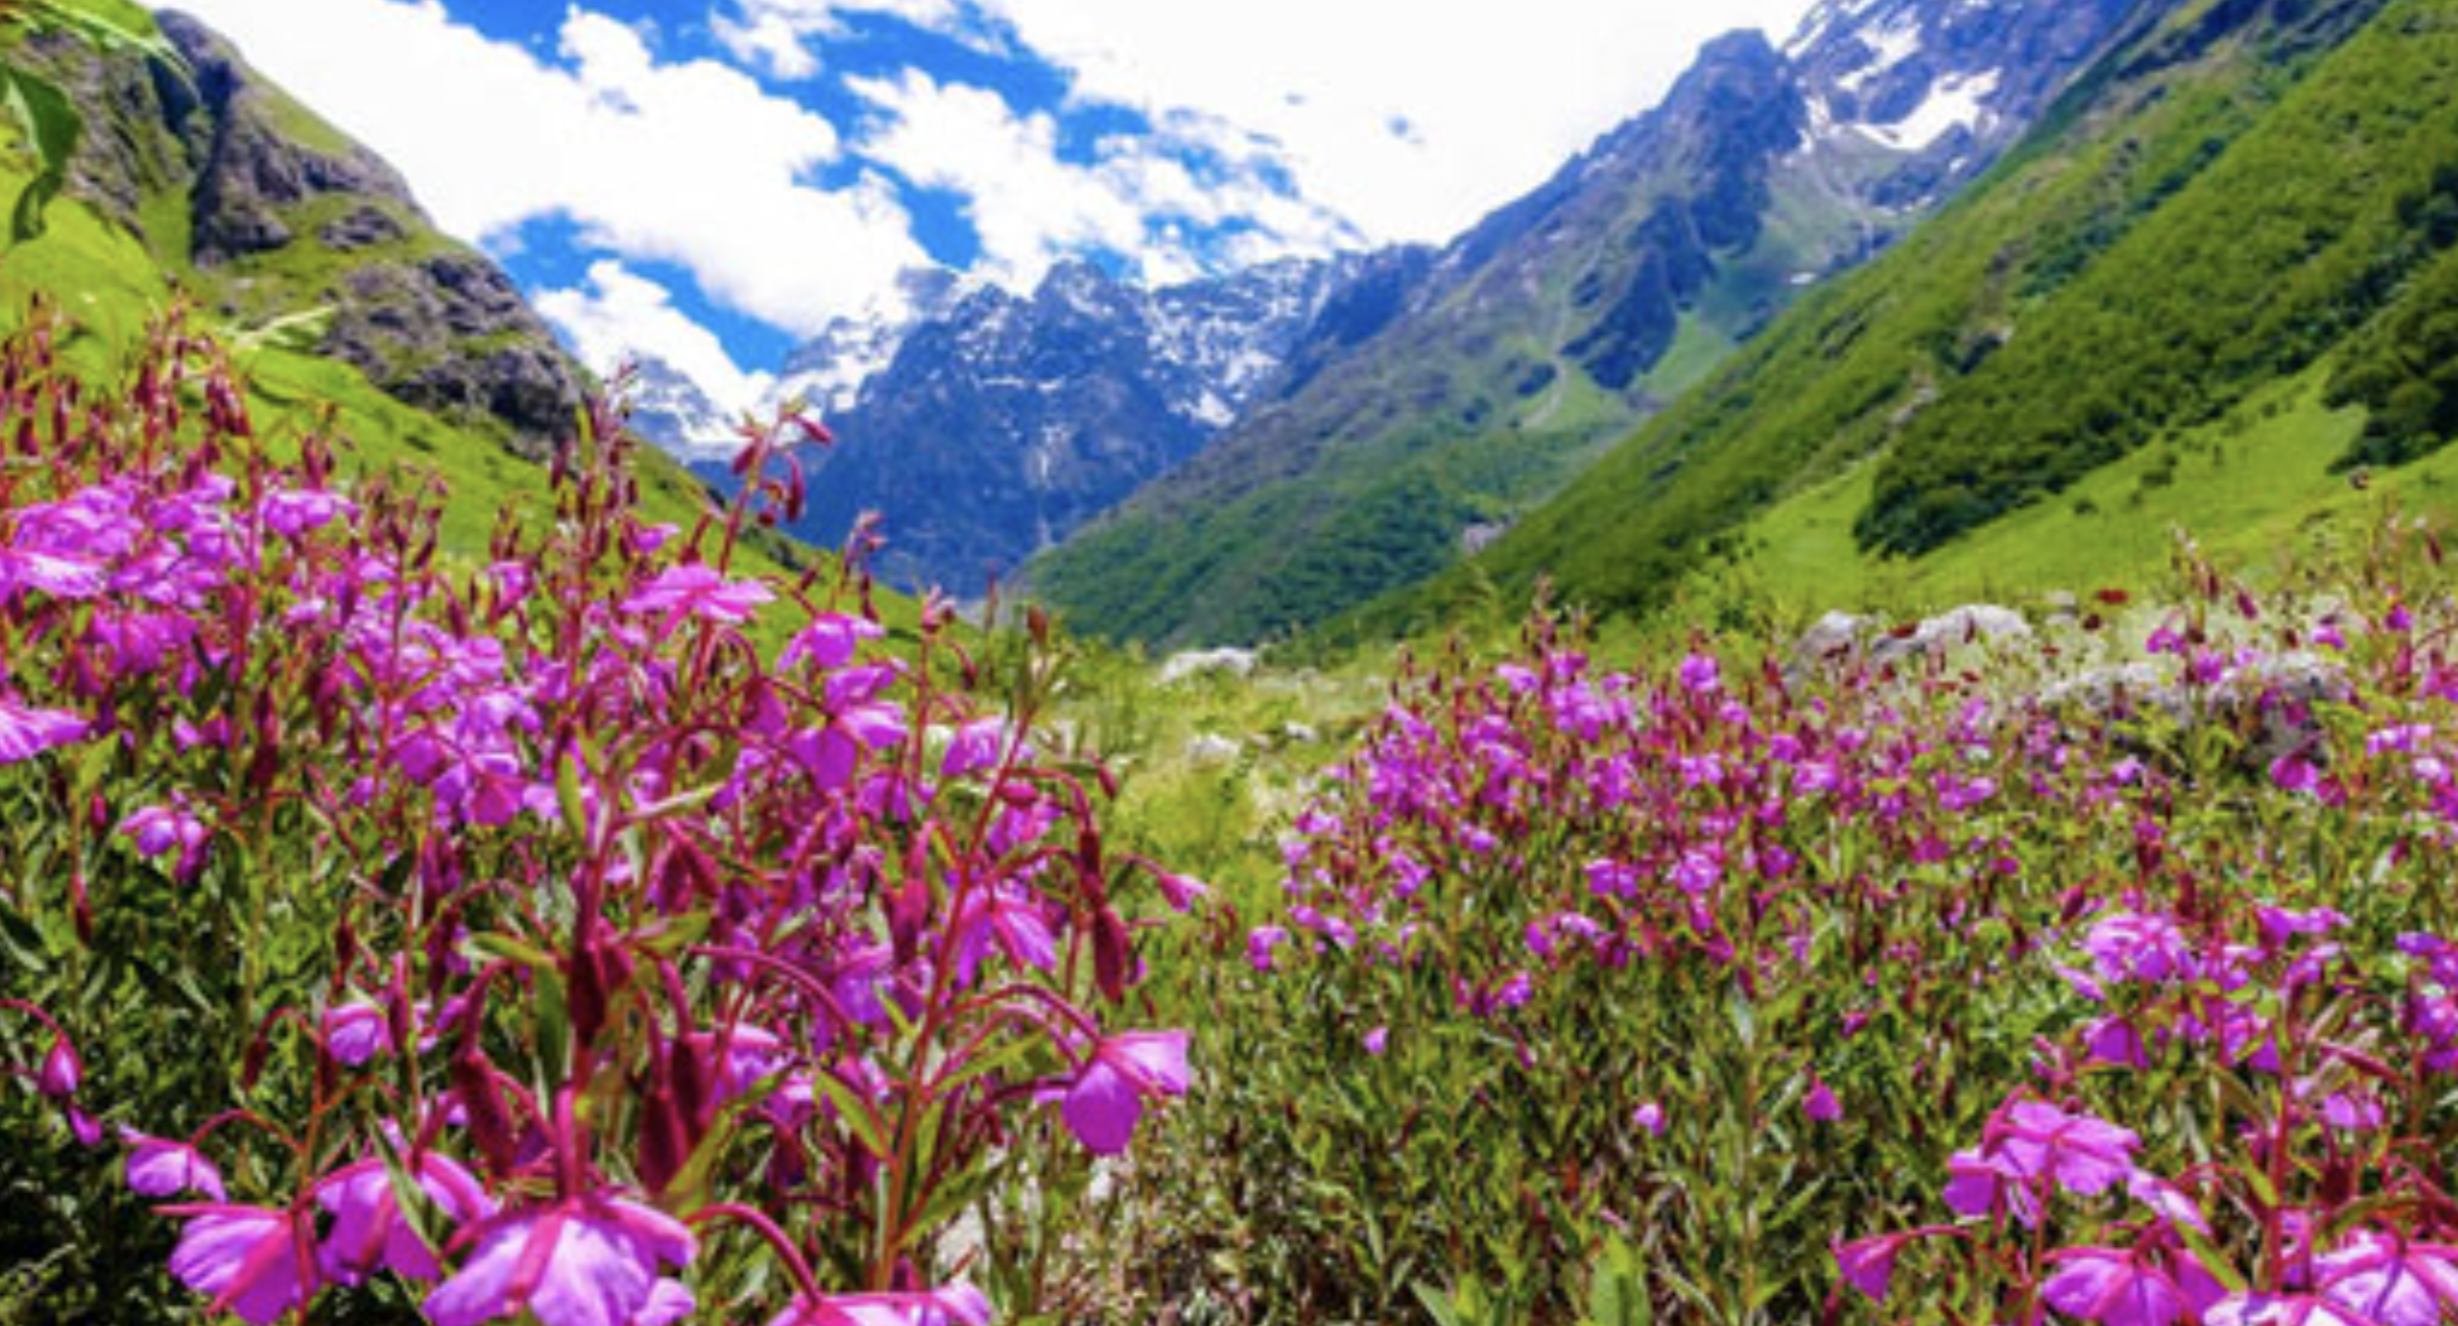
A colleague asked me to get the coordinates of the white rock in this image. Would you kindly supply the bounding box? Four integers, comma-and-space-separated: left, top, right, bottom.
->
1184, 734, 1242, 765
1158, 648, 1258, 686
1873, 604, 2031, 665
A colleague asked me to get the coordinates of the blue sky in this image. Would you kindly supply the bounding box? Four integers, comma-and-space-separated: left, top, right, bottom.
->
172, 0, 1819, 410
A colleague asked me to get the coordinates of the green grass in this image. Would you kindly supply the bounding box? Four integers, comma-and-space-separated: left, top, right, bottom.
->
1362, 0, 2422, 646
0, 152, 774, 577
1703, 365, 2458, 627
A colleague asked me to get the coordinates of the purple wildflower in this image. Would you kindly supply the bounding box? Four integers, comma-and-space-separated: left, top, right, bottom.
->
765, 1285, 993, 1326
316, 1152, 493, 1284
424, 1194, 696, 1326
163, 1204, 319, 1325
621, 564, 773, 630
122, 1129, 226, 1201
0, 698, 87, 763
1061, 1031, 1192, 1155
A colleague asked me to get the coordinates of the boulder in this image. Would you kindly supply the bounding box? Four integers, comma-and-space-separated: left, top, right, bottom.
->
1158, 648, 1258, 686
1184, 734, 1242, 766
1871, 604, 2031, 667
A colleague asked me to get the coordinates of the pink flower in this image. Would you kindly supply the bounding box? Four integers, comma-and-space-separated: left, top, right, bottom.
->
0, 698, 87, 764
1834, 1233, 1904, 1303
2127, 1171, 2211, 1236
36, 1034, 80, 1099
1061, 1031, 1192, 1155
1804, 1076, 1842, 1123
1988, 1100, 2141, 1197
1632, 1102, 1667, 1137
951, 882, 1059, 981
2206, 1295, 2369, 1326
1247, 925, 1288, 972
1678, 654, 1721, 694
2311, 1230, 2458, 1326
765, 1284, 993, 1326
621, 564, 773, 629
0, 545, 106, 600
780, 612, 884, 671
314, 1152, 493, 1285
424, 1195, 696, 1326
259, 488, 355, 539
2045, 1247, 2194, 1326
122, 1129, 226, 1200
1363, 1027, 1389, 1057
2083, 913, 2196, 985
324, 1002, 392, 1067
941, 717, 1009, 779
163, 1204, 319, 1325
121, 802, 210, 880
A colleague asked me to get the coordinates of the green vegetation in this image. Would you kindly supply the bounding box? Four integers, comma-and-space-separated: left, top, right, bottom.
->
1370, 0, 2456, 645
0, 159, 725, 559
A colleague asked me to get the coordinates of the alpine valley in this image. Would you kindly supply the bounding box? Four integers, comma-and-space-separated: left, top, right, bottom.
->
617, 0, 2177, 626
1021, 0, 2177, 646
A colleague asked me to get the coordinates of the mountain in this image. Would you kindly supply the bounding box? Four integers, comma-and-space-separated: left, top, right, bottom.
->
0, 7, 758, 565
770, 266, 975, 420
1363, 0, 2451, 640
1024, 0, 2171, 648
619, 354, 737, 462
27, 9, 589, 459
763, 254, 1360, 593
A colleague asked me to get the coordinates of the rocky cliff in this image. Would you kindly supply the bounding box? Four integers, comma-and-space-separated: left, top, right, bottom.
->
27, 10, 586, 458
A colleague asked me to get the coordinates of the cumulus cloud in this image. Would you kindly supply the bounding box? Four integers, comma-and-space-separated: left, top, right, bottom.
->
534, 261, 774, 414
713, 0, 974, 77
850, 72, 1356, 290
174, 0, 931, 334
939, 0, 1821, 245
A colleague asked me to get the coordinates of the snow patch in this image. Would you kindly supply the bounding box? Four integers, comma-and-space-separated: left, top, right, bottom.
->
1857, 67, 1999, 153
1837, 13, 1923, 94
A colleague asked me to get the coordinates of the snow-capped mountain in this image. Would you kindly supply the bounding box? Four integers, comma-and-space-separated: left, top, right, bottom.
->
1786, 0, 2157, 204
1028, 0, 2177, 646
761, 254, 1363, 592
617, 355, 737, 462
768, 267, 977, 418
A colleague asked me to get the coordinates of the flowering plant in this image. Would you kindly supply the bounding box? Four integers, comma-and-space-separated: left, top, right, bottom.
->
0, 305, 1190, 1323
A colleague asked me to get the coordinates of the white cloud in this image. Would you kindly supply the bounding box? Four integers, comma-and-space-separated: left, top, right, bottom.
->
713, 0, 973, 76
946, 1, 1822, 245
850, 71, 1355, 290
534, 260, 774, 414
683, 1, 1831, 252
173, 0, 931, 335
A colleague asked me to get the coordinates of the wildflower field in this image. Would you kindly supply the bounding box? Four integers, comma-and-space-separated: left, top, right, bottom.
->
8, 306, 2458, 1326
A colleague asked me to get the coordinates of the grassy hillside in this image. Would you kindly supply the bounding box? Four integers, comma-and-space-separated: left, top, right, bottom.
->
0, 14, 794, 575
1361, 0, 2452, 642
1024, 35, 1902, 650
0, 157, 722, 558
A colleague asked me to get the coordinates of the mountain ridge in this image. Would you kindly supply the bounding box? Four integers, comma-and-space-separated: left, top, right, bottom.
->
1350, 0, 2453, 644
1023, 0, 2168, 648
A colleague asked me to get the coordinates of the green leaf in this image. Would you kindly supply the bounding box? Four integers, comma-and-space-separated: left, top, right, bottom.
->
555, 748, 591, 843
1413, 1280, 1467, 1326
1585, 1236, 1651, 1326
813, 1067, 893, 1159
462, 931, 557, 973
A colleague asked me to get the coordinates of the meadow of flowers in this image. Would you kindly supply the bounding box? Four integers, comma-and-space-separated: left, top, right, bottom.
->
6, 299, 2458, 1326
1097, 545, 2458, 1326
0, 303, 1197, 1324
